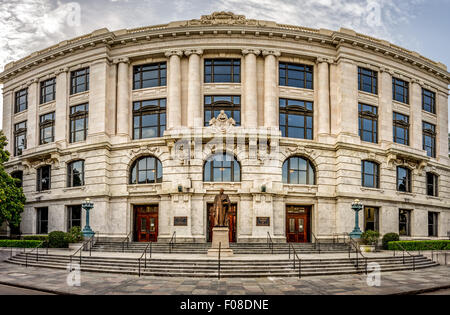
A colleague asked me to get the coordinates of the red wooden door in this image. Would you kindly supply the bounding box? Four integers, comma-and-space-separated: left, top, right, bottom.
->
135, 205, 158, 242
286, 206, 310, 243
208, 203, 237, 243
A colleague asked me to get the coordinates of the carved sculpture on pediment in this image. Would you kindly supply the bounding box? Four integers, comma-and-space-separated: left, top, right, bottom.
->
186, 11, 260, 26
285, 145, 320, 160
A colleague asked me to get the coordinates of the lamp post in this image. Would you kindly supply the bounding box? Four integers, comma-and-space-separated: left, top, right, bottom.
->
349, 199, 363, 239
81, 198, 95, 238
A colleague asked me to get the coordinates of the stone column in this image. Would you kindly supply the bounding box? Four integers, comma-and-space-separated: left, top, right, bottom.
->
410, 80, 423, 151
336, 59, 358, 142
115, 57, 130, 137
262, 50, 280, 128
185, 49, 203, 128
378, 68, 393, 146
88, 59, 112, 143
437, 91, 449, 160
242, 48, 261, 128
317, 57, 331, 138
2, 91, 13, 153
54, 68, 68, 145
165, 50, 183, 129
26, 79, 38, 149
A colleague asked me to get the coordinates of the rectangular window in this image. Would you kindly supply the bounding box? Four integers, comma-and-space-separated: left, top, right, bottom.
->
69, 104, 88, 143
70, 68, 89, 95
204, 95, 241, 126
67, 160, 84, 187
40, 78, 56, 104
204, 59, 240, 83
279, 98, 314, 139
361, 160, 380, 188
422, 121, 436, 158
15, 88, 28, 113
39, 112, 55, 145
67, 205, 82, 230
358, 104, 378, 143
37, 165, 51, 192
426, 172, 438, 197
36, 207, 48, 234
358, 67, 378, 94
422, 88, 436, 114
364, 207, 379, 232
428, 212, 438, 237
14, 121, 27, 156
392, 78, 409, 104
133, 62, 166, 90
279, 62, 313, 89
397, 166, 412, 193
399, 209, 411, 236
133, 99, 166, 139
393, 112, 409, 145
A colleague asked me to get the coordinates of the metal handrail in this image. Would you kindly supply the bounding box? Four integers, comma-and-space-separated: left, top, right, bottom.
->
395, 243, 417, 271
288, 243, 302, 278
218, 242, 221, 279
121, 231, 133, 253
267, 232, 274, 254
69, 233, 96, 267
311, 232, 321, 254
25, 241, 47, 268
346, 234, 368, 275
332, 233, 348, 244
138, 242, 152, 277
169, 231, 176, 253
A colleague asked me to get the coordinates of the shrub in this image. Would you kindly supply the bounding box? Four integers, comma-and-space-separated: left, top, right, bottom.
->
48, 231, 69, 248
66, 226, 82, 243
382, 233, 399, 250
388, 240, 450, 251
0, 240, 42, 248
361, 230, 380, 245
22, 235, 49, 241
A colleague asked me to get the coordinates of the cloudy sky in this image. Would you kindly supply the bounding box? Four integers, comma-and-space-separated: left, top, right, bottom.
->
0, 0, 449, 128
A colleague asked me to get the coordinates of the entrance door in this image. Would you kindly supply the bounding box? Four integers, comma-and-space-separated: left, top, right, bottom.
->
207, 203, 237, 243
286, 206, 311, 243
135, 205, 158, 242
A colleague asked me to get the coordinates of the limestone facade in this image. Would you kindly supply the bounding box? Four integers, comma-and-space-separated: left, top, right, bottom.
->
1, 12, 449, 242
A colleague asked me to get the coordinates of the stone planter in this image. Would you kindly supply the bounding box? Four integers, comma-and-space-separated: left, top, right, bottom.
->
69, 242, 83, 250
360, 245, 376, 253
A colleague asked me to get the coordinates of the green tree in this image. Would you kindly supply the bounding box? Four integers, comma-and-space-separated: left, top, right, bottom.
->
0, 130, 26, 230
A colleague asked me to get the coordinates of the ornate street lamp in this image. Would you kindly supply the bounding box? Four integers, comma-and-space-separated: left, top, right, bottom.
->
349, 199, 363, 239
81, 198, 95, 238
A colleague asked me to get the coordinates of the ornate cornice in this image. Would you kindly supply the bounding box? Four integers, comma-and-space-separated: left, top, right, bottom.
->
0, 12, 449, 85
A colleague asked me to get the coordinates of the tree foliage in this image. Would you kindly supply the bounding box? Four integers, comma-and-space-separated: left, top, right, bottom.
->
0, 130, 26, 229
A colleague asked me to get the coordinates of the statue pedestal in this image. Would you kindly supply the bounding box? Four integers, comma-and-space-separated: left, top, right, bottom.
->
207, 227, 233, 257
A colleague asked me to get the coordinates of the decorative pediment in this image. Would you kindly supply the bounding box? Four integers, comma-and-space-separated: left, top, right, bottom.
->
186, 11, 260, 26
285, 145, 320, 160
208, 110, 236, 133
128, 145, 161, 158
387, 153, 428, 173
21, 152, 61, 174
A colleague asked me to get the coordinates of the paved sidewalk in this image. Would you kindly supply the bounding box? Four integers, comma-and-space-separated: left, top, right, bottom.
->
0, 260, 448, 295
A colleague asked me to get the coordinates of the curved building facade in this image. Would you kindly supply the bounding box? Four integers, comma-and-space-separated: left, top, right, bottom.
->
1, 12, 449, 242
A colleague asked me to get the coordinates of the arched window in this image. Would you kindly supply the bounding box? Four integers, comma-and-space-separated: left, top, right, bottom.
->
282, 156, 315, 185
130, 156, 162, 184
204, 153, 240, 182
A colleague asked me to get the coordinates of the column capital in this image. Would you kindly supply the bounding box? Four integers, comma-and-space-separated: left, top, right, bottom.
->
242, 48, 261, 56
316, 56, 333, 64
54, 67, 69, 76
262, 49, 281, 57
113, 57, 130, 64
184, 49, 203, 57
165, 49, 183, 58
27, 78, 39, 86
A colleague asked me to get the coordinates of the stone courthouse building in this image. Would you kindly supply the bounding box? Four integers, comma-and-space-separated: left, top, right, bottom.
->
1, 12, 449, 243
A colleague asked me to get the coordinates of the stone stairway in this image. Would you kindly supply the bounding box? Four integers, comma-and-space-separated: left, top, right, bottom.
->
91, 241, 350, 254
6, 253, 438, 278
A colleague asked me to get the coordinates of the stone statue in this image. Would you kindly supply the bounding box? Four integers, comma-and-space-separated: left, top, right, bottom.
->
213, 188, 231, 227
